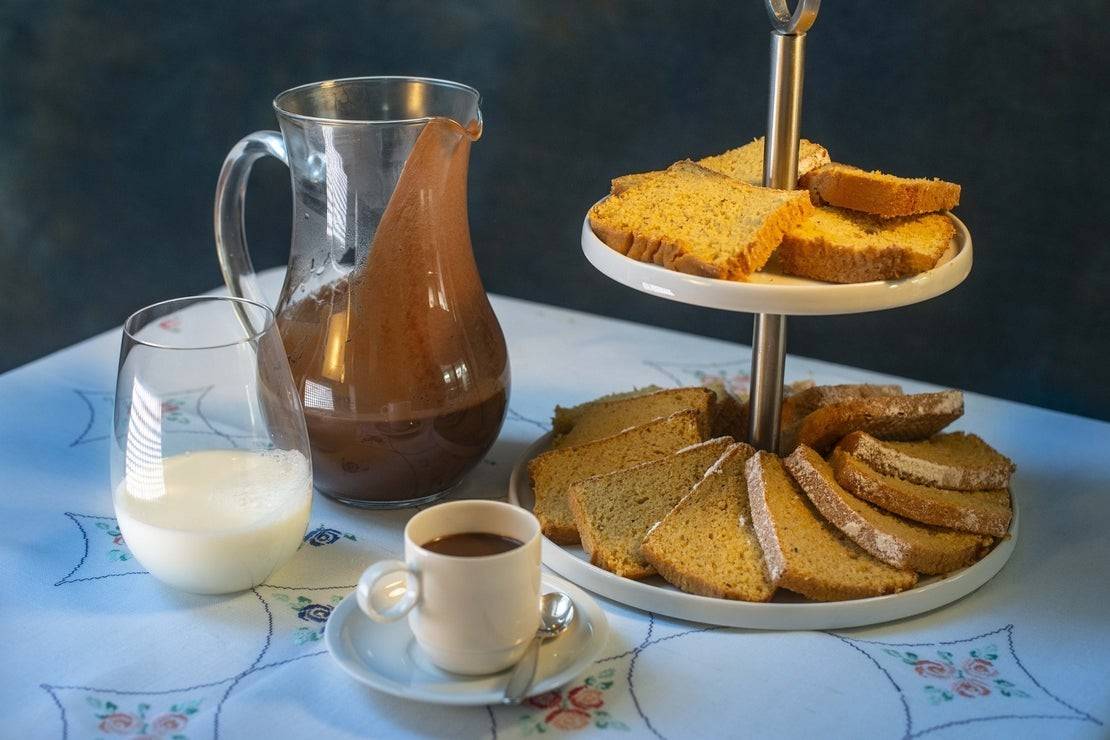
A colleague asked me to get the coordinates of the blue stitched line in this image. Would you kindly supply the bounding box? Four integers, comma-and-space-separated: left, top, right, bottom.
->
506, 407, 550, 432
258, 584, 357, 591
912, 714, 1093, 738
486, 705, 497, 739
54, 513, 91, 586
69, 390, 99, 447
39, 684, 68, 740
195, 385, 240, 450
41, 676, 236, 695
826, 632, 912, 739
837, 625, 1008, 647
213, 588, 273, 739
1003, 626, 1101, 725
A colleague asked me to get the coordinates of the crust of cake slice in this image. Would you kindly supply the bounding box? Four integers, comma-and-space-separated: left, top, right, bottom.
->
567, 438, 734, 578
777, 207, 955, 283
784, 446, 993, 574
831, 450, 1012, 537
799, 163, 961, 218
528, 410, 704, 544
641, 443, 775, 601
552, 386, 664, 435
779, 383, 903, 453
611, 137, 830, 194
745, 451, 917, 601
836, 431, 1015, 491
589, 160, 814, 280
551, 386, 714, 450
796, 390, 964, 454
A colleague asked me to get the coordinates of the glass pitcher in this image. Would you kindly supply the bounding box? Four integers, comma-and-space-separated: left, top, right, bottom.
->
214, 77, 509, 509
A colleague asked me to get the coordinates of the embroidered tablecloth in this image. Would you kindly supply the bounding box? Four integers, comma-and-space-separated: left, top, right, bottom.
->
2, 268, 1107, 739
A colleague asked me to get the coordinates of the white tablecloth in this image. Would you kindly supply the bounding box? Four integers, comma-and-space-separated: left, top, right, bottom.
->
1, 268, 1107, 739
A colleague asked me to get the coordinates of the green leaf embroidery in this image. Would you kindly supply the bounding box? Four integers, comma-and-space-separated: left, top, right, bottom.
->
138, 703, 150, 716
585, 677, 595, 687
599, 681, 613, 690
297, 596, 311, 604
599, 668, 615, 679
938, 651, 954, 664
86, 697, 103, 709
105, 701, 117, 712
344, 533, 357, 541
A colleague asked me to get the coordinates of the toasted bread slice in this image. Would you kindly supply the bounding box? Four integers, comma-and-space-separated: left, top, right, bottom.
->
611, 137, 830, 193
529, 410, 705, 544
552, 387, 714, 450
831, 450, 1012, 537
799, 163, 960, 218
641, 443, 775, 600
589, 161, 814, 280
780, 383, 903, 452
796, 390, 964, 454
836, 431, 1015, 491
785, 446, 993, 574
777, 207, 954, 283
552, 386, 664, 435
568, 438, 734, 578
745, 452, 917, 600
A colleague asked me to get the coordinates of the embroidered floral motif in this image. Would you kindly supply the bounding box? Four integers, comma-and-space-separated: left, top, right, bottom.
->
86, 696, 199, 739
160, 399, 189, 424
158, 317, 182, 334
517, 668, 628, 733
883, 644, 1031, 704
95, 521, 132, 562
693, 370, 750, 398
273, 594, 344, 644
303, 525, 357, 547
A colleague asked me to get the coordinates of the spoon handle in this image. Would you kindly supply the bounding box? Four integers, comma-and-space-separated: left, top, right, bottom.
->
502, 635, 543, 704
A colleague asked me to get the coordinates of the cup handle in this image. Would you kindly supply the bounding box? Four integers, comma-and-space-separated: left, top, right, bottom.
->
213, 130, 288, 308
356, 559, 420, 623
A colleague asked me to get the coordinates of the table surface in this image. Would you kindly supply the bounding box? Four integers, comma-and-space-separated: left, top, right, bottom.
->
2, 268, 1107, 740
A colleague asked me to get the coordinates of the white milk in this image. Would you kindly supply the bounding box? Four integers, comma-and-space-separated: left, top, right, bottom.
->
114, 448, 312, 594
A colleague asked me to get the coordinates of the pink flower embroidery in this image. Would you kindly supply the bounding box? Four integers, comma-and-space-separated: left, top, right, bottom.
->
150, 713, 189, 734
98, 713, 138, 734
545, 708, 591, 731
568, 686, 604, 710
954, 678, 992, 698
914, 660, 955, 679
527, 690, 562, 709
963, 658, 998, 678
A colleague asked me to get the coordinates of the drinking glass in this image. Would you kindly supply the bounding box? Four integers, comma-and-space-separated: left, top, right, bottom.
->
111, 296, 313, 594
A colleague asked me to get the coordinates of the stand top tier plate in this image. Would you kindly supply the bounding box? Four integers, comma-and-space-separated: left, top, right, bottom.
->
581, 209, 972, 316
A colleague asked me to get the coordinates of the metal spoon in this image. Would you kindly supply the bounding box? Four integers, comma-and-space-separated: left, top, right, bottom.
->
502, 592, 575, 704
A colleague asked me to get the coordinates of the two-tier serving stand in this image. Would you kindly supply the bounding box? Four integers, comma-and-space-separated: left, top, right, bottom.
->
513, 0, 1013, 629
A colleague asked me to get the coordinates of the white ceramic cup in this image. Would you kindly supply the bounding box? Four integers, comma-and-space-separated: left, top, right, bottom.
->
356, 500, 542, 675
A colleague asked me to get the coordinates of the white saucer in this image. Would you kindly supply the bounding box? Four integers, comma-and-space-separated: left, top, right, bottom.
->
324, 573, 609, 705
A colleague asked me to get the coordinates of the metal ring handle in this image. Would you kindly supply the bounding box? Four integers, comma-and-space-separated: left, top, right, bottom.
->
765, 0, 820, 34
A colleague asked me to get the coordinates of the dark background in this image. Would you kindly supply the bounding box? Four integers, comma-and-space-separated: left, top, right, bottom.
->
2, 1, 1108, 420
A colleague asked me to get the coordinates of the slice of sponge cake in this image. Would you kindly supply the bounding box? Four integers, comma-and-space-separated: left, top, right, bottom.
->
836, 431, 1015, 491
796, 390, 964, 454
552, 387, 714, 450
529, 410, 705, 544
745, 451, 917, 600
641, 443, 775, 600
831, 449, 1012, 537
785, 445, 993, 574
589, 160, 814, 280
568, 438, 734, 578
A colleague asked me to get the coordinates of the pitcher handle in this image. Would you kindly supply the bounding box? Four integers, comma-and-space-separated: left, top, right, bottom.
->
214, 131, 288, 306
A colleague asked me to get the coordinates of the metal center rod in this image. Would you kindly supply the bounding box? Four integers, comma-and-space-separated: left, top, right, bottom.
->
748, 27, 809, 452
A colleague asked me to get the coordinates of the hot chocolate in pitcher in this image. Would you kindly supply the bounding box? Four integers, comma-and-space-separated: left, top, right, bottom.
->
214, 77, 509, 507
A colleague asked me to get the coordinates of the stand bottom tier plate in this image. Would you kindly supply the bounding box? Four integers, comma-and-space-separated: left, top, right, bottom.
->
509, 433, 1016, 630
